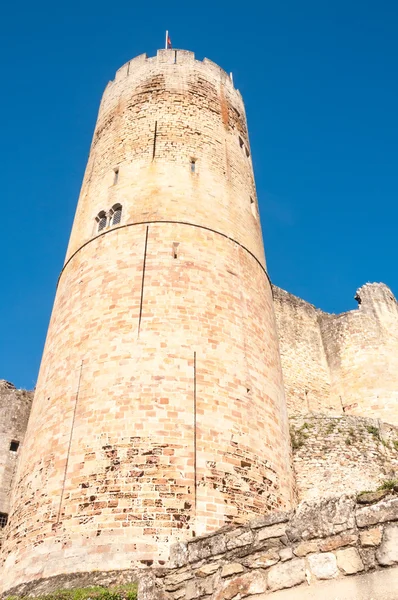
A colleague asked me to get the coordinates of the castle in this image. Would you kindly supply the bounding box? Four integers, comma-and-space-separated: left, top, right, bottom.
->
1, 49, 398, 599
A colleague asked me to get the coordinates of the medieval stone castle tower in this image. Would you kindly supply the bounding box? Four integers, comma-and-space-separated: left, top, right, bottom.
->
1, 49, 398, 598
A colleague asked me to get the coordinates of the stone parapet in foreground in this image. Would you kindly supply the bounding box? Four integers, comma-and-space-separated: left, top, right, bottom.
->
151, 492, 398, 599
5, 492, 398, 599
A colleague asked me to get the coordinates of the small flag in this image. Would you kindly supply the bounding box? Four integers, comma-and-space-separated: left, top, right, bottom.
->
167, 33, 172, 49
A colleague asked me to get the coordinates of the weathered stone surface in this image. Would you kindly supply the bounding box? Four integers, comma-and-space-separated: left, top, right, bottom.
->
336, 547, 364, 574
356, 497, 398, 528
241, 548, 280, 569
319, 532, 358, 552
256, 523, 286, 542
164, 569, 193, 590
188, 534, 227, 562
279, 547, 293, 562
357, 489, 390, 504
287, 495, 356, 541
250, 511, 291, 529
293, 540, 320, 557
226, 527, 254, 550
360, 526, 382, 547
308, 552, 338, 580
169, 543, 189, 568
195, 563, 219, 577
213, 570, 267, 600
267, 558, 305, 591
376, 524, 398, 566
220, 563, 244, 578
185, 575, 214, 599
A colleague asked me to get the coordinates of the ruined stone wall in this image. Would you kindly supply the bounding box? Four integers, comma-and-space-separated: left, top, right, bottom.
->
290, 414, 398, 501
272, 287, 338, 415
273, 283, 398, 426
320, 283, 398, 426
0, 50, 294, 593
0, 381, 33, 519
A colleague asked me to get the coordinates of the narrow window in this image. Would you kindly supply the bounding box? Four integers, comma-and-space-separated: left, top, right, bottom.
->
0, 513, 8, 528
190, 159, 196, 174
239, 136, 244, 148
113, 168, 119, 185
96, 211, 107, 232
172, 242, 179, 259
245, 146, 250, 158
110, 204, 122, 227
250, 197, 258, 219
10, 440, 19, 452
152, 121, 158, 161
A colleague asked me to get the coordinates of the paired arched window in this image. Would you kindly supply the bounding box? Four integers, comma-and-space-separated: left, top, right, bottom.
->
95, 205, 123, 233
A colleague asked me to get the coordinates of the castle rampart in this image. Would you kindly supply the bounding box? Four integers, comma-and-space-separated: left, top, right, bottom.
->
273, 283, 398, 426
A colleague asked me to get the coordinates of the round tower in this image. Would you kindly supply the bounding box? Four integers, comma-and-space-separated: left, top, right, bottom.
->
1, 49, 294, 591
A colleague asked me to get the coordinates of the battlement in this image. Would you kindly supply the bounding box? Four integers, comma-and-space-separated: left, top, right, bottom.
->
110, 49, 241, 97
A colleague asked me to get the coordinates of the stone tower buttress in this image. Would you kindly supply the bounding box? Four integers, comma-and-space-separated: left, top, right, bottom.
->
1, 49, 294, 592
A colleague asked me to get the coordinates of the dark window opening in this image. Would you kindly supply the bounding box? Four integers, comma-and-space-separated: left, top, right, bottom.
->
239, 136, 244, 148
172, 242, 179, 259
10, 440, 19, 452
190, 159, 196, 173
110, 204, 122, 227
97, 211, 107, 232
113, 168, 119, 185
0, 513, 8, 528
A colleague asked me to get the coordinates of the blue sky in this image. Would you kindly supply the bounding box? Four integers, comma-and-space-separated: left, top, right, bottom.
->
1, 0, 397, 389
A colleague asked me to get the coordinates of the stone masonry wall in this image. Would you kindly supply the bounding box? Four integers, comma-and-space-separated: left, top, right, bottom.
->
0, 50, 294, 593
290, 414, 398, 501
273, 283, 398, 426
5, 493, 398, 599
148, 492, 398, 599
0, 382, 33, 519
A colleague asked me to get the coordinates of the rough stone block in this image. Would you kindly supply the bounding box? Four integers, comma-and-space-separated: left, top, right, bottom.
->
279, 547, 293, 562
267, 558, 306, 591
308, 552, 338, 579
356, 497, 398, 528
335, 547, 364, 574
360, 526, 382, 547
376, 524, 398, 566
220, 563, 244, 577
213, 570, 267, 600
287, 495, 356, 541
241, 548, 280, 568
256, 523, 286, 542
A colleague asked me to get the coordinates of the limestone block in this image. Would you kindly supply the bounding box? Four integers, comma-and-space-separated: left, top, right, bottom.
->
185, 575, 214, 599
187, 533, 227, 562
360, 527, 383, 547
250, 511, 291, 529
226, 527, 254, 550
293, 540, 320, 557
241, 548, 280, 568
267, 558, 306, 591
195, 563, 220, 577
356, 497, 398, 528
279, 547, 293, 562
308, 552, 338, 579
169, 542, 188, 568
319, 532, 358, 551
213, 570, 267, 600
220, 563, 244, 577
376, 524, 398, 566
335, 547, 364, 574
287, 495, 356, 541
256, 523, 286, 542
164, 568, 193, 591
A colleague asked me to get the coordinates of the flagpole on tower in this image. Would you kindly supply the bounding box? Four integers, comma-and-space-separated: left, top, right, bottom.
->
165, 30, 169, 50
